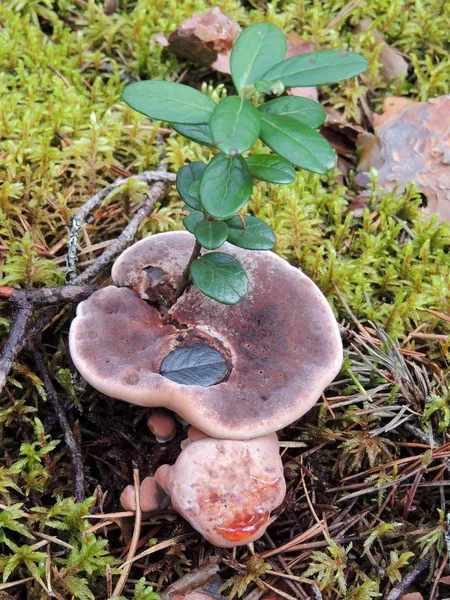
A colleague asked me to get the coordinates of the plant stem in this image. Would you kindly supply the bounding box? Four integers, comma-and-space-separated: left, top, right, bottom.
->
173, 241, 202, 302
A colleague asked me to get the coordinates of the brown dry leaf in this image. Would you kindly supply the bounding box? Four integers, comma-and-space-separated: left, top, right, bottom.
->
155, 15, 319, 92
154, 8, 241, 70
356, 94, 450, 222
285, 31, 315, 58
320, 108, 365, 182
398, 593, 424, 600
354, 18, 408, 82
322, 108, 365, 158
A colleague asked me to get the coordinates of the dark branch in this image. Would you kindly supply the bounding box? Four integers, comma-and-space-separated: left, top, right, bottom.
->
0, 299, 33, 391
385, 558, 429, 600
1, 285, 99, 307
32, 348, 85, 502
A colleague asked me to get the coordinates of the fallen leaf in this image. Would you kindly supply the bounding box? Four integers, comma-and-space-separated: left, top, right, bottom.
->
155, 8, 241, 68
287, 85, 319, 101
398, 593, 424, 600
319, 108, 365, 182
356, 94, 450, 222
354, 18, 408, 82
285, 31, 315, 59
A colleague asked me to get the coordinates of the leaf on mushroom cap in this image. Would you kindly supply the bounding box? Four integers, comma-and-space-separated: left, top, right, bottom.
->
69, 232, 343, 440
154, 433, 286, 547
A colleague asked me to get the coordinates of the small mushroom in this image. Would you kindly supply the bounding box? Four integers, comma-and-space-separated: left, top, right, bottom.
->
120, 476, 168, 512
148, 410, 177, 443
180, 426, 210, 449
69, 232, 342, 440
154, 433, 286, 548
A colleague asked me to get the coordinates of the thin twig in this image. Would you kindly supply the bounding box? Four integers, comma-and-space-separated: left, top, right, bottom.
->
73, 178, 167, 284
310, 583, 323, 600
120, 534, 192, 567
66, 169, 175, 281
0, 299, 33, 392
161, 561, 219, 600
385, 558, 429, 600
404, 422, 450, 477
326, 0, 364, 28
32, 349, 86, 502
173, 241, 202, 301
0, 577, 35, 591
112, 465, 142, 598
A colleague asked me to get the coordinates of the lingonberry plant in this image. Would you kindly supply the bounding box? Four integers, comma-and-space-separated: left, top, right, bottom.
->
122, 23, 368, 305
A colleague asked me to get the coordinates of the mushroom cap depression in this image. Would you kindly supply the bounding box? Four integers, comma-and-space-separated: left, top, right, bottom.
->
69, 232, 342, 439
154, 433, 286, 548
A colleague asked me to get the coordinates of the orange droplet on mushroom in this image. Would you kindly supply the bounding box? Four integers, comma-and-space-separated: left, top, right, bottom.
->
69, 232, 342, 440
147, 410, 177, 443
154, 433, 286, 548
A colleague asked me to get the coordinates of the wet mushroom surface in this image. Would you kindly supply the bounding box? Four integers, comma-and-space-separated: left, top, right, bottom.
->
69, 231, 342, 439
154, 433, 286, 548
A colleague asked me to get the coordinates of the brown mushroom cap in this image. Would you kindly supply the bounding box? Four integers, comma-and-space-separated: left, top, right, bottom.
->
69, 232, 342, 439
154, 433, 285, 548
119, 476, 168, 512
181, 426, 210, 450
148, 411, 177, 443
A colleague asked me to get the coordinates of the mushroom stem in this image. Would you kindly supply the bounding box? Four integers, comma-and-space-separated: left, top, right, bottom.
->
173, 241, 202, 302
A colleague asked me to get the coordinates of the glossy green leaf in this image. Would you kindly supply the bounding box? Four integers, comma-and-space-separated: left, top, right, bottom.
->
200, 154, 253, 219
258, 96, 326, 129
194, 219, 229, 250
230, 23, 287, 92
260, 114, 336, 174
245, 155, 296, 184
183, 206, 203, 233
122, 80, 216, 124
171, 122, 215, 147
258, 50, 369, 89
189, 180, 200, 198
176, 162, 206, 210
210, 97, 261, 155
190, 253, 248, 305
226, 215, 276, 250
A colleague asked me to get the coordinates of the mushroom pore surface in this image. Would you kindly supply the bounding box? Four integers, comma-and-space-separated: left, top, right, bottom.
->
154, 433, 286, 548
69, 231, 342, 439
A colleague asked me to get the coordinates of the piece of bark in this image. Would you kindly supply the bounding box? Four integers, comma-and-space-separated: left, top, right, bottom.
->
356, 94, 450, 222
